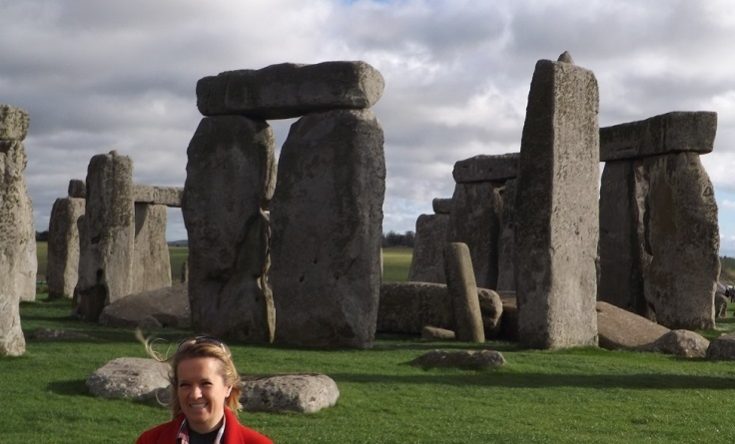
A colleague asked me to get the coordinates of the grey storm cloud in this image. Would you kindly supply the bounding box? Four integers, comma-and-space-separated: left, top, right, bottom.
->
3, 0, 735, 251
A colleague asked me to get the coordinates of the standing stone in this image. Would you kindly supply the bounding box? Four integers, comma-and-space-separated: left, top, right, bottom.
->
443, 242, 485, 343
183, 116, 276, 343
68, 179, 86, 198
131, 203, 172, 294
47, 197, 85, 299
496, 178, 517, 292
408, 213, 449, 283
515, 54, 599, 349
432, 198, 452, 215
447, 182, 503, 289
271, 109, 385, 348
75, 151, 135, 321
0, 104, 31, 356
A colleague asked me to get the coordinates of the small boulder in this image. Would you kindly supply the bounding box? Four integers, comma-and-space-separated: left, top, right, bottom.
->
409, 349, 506, 370
86, 357, 170, 401
98, 283, 189, 329
596, 301, 670, 350
706, 332, 735, 360
645, 329, 710, 358
240, 374, 339, 414
421, 326, 455, 341
478, 289, 503, 337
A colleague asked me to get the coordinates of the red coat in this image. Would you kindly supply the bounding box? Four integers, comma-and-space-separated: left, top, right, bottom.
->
136, 407, 272, 444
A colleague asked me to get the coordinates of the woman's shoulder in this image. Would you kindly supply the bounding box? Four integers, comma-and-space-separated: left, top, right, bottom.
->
135, 415, 183, 444
224, 409, 273, 444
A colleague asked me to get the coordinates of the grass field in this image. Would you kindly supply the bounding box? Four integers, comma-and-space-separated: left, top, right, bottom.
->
14, 244, 735, 442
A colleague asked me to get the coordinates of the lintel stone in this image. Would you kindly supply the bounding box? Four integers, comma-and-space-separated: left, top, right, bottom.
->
432, 198, 452, 214
600, 111, 717, 161
132, 185, 183, 207
197, 61, 385, 119
452, 153, 519, 183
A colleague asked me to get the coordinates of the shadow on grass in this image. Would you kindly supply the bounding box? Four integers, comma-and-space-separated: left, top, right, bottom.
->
47, 379, 93, 397
329, 371, 735, 390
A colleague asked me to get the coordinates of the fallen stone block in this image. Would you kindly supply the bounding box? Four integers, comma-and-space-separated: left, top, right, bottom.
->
240, 374, 339, 414
98, 283, 189, 329
86, 357, 169, 401
409, 349, 506, 370
644, 329, 709, 358
596, 301, 669, 350
421, 326, 455, 341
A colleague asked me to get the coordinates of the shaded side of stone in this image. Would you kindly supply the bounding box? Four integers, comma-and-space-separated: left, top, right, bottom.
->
515, 59, 599, 349
131, 203, 172, 294
495, 178, 517, 292
407, 213, 449, 283
377, 282, 455, 334
706, 332, 735, 360
444, 242, 485, 343
409, 349, 506, 370
99, 283, 189, 329
197, 61, 385, 119
132, 185, 183, 207
600, 111, 717, 161
432, 198, 452, 215
641, 152, 719, 330
271, 109, 385, 348
47, 197, 85, 299
452, 153, 520, 183
68, 179, 86, 198
183, 116, 275, 343
447, 181, 502, 289
75, 151, 135, 321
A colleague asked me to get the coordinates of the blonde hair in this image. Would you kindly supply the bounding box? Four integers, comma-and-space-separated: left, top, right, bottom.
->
137, 330, 242, 417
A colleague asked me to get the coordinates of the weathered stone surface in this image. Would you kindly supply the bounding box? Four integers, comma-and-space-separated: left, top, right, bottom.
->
444, 243, 484, 343
47, 197, 85, 299
448, 182, 502, 289
75, 151, 135, 321
132, 184, 183, 207
271, 109, 385, 348
645, 329, 709, 358
378, 282, 501, 338
478, 288, 503, 337
99, 283, 189, 328
183, 116, 275, 343
197, 61, 385, 119
600, 112, 717, 162
421, 325, 455, 340
706, 333, 735, 360
498, 292, 518, 341
596, 301, 669, 350
515, 57, 599, 349
432, 198, 452, 215
0, 105, 29, 140
642, 153, 719, 330
409, 349, 506, 370
86, 357, 170, 401
68, 179, 86, 198
407, 213, 449, 283
452, 153, 519, 183
495, 178, 517, 292
715, 293, 728, 319
598, 161, 650, 317
131, 204, 172, 294
0, 126, 33, 355
241, 374, 339, 414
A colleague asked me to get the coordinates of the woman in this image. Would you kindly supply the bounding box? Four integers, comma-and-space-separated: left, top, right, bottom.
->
136, 335, 272, 444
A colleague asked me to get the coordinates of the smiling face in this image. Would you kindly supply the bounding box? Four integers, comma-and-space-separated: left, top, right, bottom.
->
176, 357, 233, 434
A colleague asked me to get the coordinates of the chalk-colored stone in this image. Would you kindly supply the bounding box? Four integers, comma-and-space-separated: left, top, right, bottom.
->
197, 61, 385, 119
515, 57, 599, 349
0, 105, 29, 141
47, 197, 85, 299
131, 203, 172, 294
132, 184, 183, 207
444, 242, 485, 343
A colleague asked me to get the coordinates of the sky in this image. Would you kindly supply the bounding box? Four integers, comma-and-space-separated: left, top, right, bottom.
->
3, 0, 735, 254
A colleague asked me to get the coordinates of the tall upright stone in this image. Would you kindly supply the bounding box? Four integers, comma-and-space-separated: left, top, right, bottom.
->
408, 212, 449, 283
0, 104, 32, 356
75, 151, 135, 321
47, 194, 85, 299
515, 53, 599, 349
599, 112, 719, 329
444, 242, 485, 343
271, 109, 385, 348
495, 178, 517, 292
183, 116, 276, 343
131, 203, 172, 294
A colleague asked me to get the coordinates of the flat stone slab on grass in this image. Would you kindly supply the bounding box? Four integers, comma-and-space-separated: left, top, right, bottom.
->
98, 283, 189, 329
86, 357, 169, 401
240, 374, 339, 414
644, 329, 709, 358
706, 332, 735, 360
197, 61, 385, 119
421, 326, 455, 341
409, 349, 506, 370
597, 301, 670, 350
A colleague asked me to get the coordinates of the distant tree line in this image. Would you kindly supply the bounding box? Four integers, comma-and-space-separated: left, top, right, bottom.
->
382, 230, 415, 248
